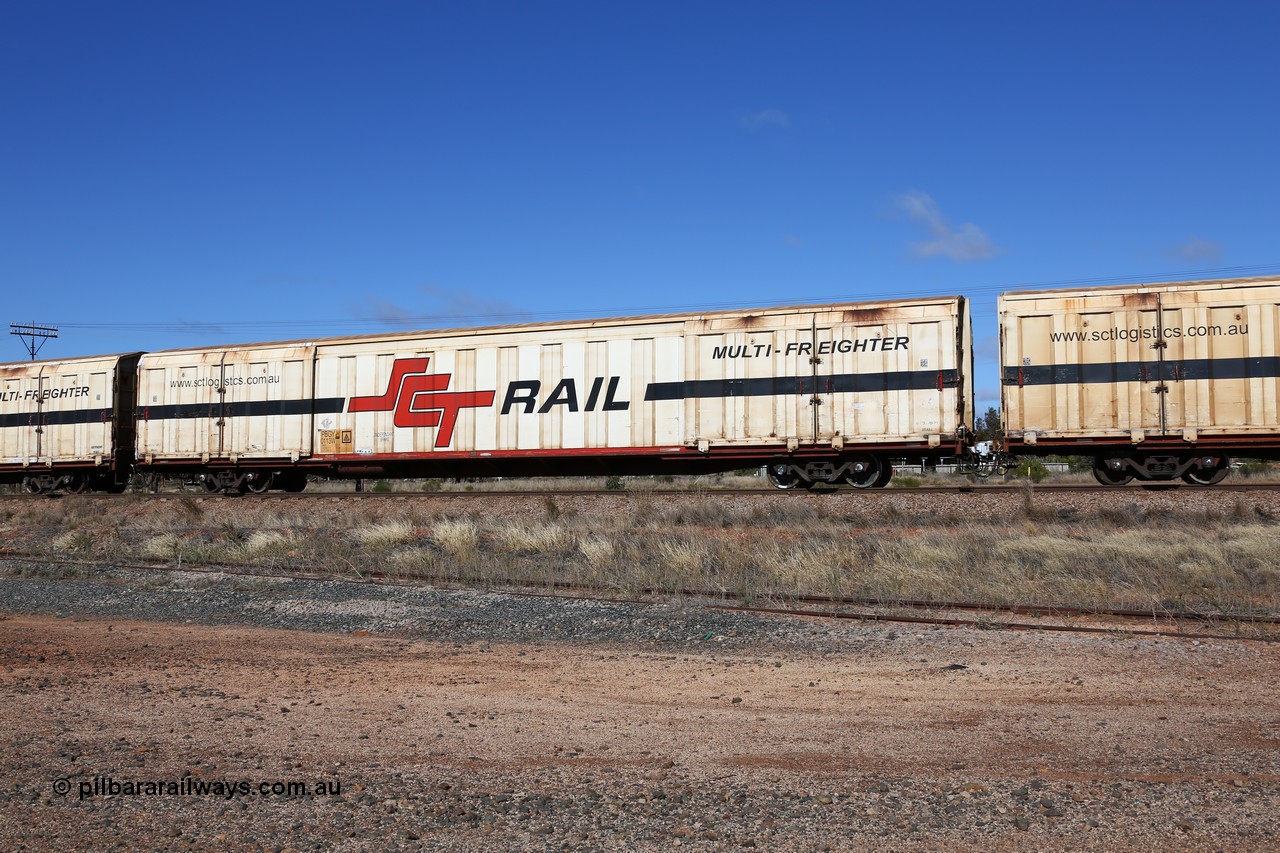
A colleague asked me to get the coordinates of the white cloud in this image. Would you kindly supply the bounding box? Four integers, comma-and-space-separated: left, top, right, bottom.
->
417, 284, 528, 323
368, 298, 415, 327
893, 190, 1002, 262
975, 387, 1001, 406
974, 334, 999, 360
741, 109, 789, 131
1164, 237, 1224, 264
365, 286, 528, 329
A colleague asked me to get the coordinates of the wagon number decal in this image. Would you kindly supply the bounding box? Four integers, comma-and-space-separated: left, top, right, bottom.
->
348, 358, 496, 449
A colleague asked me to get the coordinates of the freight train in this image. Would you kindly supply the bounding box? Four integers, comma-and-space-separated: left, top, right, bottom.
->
3, 276, 1277, 494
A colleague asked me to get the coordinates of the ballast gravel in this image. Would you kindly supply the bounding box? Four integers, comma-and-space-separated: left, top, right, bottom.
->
1, 564, 1278, 851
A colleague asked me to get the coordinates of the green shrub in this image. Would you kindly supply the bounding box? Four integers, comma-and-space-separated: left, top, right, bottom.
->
1013, 460, 1049, 483
1235, 459, 1272, 478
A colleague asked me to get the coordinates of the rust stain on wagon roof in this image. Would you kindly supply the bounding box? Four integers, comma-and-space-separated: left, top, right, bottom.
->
690, 313, 766, 332
841, 307, 897, 324
1122, 291, 1159, 309
1003, 275, 1280, 301
1055, 298, 1093, 313
734, 313, 762, 329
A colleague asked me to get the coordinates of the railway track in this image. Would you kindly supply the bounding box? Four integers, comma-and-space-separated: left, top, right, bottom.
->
2, 550, 1276, 644
4, 481, 1280, 500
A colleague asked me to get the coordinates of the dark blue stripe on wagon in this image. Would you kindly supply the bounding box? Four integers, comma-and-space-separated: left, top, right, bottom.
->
143, 397, 347, 420
644, 369, 962, 402
1002, 356, 1280, 387
0, 408, 114, 428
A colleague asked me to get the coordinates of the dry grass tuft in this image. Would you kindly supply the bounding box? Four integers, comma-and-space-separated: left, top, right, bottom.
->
387, 547, 440, 575
7, 480, 1280, 616
655, 537, 708, 574
577, 536, 615, 568
237, 530, 296, 559
431, 519, 479, 559
52, 530, 94, 553
492, 524, 572, 554
353, 520, 417, 549
141, 534, 183, 560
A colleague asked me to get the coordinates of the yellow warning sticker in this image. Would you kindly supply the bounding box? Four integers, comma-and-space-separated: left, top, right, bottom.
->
319, 429, 354, 454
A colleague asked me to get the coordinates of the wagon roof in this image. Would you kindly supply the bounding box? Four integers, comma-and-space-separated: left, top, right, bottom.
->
137, 294, 966, 356
0, 351, 143, 371
999, 274, 1280, 301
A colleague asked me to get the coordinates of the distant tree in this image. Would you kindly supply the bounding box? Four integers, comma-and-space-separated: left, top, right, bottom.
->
973, 406, 1003, 442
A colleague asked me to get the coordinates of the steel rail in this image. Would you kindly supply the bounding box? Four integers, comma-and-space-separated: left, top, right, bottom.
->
1, 551, 1275, 644
4, 482, 1280, 500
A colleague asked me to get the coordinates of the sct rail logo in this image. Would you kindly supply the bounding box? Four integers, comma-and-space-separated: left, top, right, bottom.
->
348, 358, 496, 449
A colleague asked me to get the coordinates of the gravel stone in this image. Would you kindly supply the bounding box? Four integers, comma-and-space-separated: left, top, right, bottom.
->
0, 566, 1278, 850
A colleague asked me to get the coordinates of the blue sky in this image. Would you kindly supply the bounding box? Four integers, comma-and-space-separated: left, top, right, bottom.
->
3, 1, 1278, 409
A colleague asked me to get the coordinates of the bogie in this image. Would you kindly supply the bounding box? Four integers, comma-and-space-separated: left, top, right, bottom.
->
765, 455, 891, 491
1091, 454, 1234, 487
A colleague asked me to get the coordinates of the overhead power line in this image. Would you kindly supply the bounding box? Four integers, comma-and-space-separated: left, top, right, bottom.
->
32, 262, 1280, 336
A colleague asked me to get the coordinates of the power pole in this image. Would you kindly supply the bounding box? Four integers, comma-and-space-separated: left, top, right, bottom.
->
10, 323, 58, 360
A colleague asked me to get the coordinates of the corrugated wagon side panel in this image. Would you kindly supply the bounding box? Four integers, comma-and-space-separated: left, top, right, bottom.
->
538, 343, 564, 451
1000, 277, 1280, 444
313, 319, 686, 459
449, 348, 481, 453
218, 345, 315, 459
605, 337, 638, 448
0, 355, 124, 468
136, 296, 968, 475
42, 365, 112, 461
137, 352, 222, 458
815, 302, 967, 444
675, 300, 968, 448
138, 345, 316, 462
0, 372, 29, 464
1258, 302, 1280, 427
648, 335, 684, 446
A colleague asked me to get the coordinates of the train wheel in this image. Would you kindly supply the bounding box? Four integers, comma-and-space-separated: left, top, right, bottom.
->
1092, 458, 1133, 486
873, 462, 894, 488
766, 463, 801, 490
1182, 458, 1231, 486
843, 454, 882, 489
202, 477, 223, 494
240, 473, 273, 494
22, 478, 44, 495
63, 475, 91, 495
